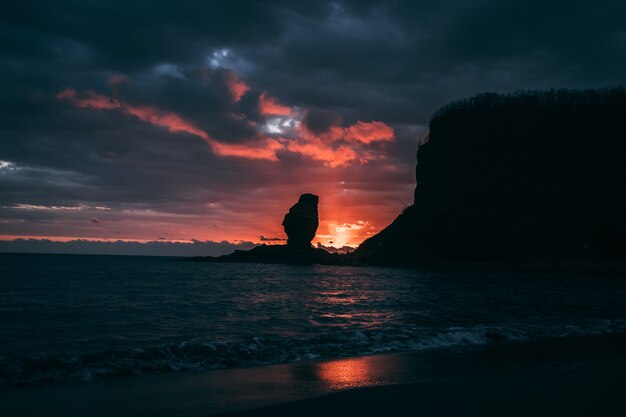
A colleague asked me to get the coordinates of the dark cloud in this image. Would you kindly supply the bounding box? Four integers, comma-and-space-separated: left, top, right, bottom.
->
1, 0, 625, 253
0, 238, 256, 257
302, 109, 342, 135
315, 242, 354, 254
259, 236, 286, 242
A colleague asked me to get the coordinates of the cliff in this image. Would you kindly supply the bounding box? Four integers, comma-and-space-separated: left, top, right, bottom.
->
355, 88, 626, 264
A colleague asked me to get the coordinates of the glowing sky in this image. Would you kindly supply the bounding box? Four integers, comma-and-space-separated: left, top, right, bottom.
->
2, 1, 625, 254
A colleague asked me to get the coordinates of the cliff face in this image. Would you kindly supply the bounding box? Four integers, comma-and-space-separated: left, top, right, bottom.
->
355, 89, 626, 264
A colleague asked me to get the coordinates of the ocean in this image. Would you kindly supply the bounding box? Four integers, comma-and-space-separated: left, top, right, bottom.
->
1, 252, 625, 389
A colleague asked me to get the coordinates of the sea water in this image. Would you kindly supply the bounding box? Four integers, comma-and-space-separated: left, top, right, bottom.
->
1, 253, 625, 387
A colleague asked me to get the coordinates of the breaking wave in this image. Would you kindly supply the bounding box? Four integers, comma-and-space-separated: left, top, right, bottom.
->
2, 319, 625, 388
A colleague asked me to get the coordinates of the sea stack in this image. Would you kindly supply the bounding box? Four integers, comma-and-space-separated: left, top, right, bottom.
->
282, 193, 319, 248
188, 192, 338, 265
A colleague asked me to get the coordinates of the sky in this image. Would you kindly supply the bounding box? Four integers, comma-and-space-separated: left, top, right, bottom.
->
1, 1, 625, 255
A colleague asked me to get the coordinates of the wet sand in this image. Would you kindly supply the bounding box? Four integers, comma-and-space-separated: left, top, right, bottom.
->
223, 361, 626, 417
2, 334, 626, 417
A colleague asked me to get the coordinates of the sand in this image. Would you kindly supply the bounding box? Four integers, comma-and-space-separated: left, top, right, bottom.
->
2, 334, 626, 417
223, 362, 626, 417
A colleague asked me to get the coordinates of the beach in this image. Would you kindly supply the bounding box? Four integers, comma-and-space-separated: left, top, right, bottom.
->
3, 333, 625, 417
225, 360, 626, 417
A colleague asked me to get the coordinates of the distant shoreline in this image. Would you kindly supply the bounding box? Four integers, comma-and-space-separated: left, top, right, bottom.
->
4, 251, 626, 273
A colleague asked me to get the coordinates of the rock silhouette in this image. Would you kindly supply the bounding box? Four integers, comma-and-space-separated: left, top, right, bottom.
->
282, 194, 319, 248
355, 88, 626, 265
189, 193, 341, 265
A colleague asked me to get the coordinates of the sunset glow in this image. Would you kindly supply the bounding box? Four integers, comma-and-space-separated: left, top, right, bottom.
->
29, 71, 414, 250
2, 4, 624, 417
2, 3, 438, 255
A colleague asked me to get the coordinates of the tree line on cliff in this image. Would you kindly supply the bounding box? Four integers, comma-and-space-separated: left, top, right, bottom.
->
355, 88, 626, 264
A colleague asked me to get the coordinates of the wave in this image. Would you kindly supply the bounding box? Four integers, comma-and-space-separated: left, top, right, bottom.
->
2, 319, 625, 388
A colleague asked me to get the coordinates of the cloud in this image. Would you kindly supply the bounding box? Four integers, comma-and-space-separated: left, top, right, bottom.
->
302, 108, 342, 135
286, 139, 358, 167
123, 104, 211, 140
57, 87, 210, 140
259, 235, 286, 241
343, 121, 394, 144
2, 0, 625, 252
226, 72, 251, 102
258, 91, 293, 116
335, 220, 369, 232
56, 82, 281, 162
0, 238, 256, 257
55, 89, 119, 110
315, 242, 354, 254
2, 204, 111, 211
55, 74, 395, 167
296, 119, 394, 145
284, 119, 395, 167
209, 137, 284, 161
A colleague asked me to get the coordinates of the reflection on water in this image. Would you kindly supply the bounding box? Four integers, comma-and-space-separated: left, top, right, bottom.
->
309, 270, 405, 330
315, 290, 359, 305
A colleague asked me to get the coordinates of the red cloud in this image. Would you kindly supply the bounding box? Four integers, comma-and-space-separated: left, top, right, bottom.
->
258, 92, 292, 116
287, 138, 358, 168
298, 120, 394, 144
56, 81, 395, 168
57, 88, 209, 140
123, 104, 210, 140
57, 86, 284, 161
210, 137, 285, 161
226, 72, 250, 102
56, 88, 120, 110
284, 119, 394, 167
344, 121, 394, 143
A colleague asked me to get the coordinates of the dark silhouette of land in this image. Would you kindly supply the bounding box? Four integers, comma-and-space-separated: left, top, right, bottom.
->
282, 193, 319, 247
192, 88, 626, 267
191, 193, 344, 265
355, 88, 626, 265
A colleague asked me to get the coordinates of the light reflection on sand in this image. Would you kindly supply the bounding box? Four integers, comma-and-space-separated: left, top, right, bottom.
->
315, 355, 379, 390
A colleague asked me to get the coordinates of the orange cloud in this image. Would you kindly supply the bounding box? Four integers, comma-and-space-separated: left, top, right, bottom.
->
57, 86, 282, 162
298, 120, 394, 144
258, 91, 292, 116
284, 120, 394, 167
56, 83, 394, 168
226, 72, 250, 102
57, 88, 208, 140
210, 137, 284, 161
343, 121, 394, 144
287, 138, 358, 168
123, 104, 210, 140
